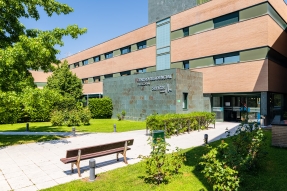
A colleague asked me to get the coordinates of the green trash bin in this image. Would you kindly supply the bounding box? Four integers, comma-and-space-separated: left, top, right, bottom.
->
152, 130, 165, 144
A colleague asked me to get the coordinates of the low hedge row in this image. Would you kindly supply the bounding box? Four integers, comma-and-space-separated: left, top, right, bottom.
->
88, 97, 113, 119
146, 112, 215, 136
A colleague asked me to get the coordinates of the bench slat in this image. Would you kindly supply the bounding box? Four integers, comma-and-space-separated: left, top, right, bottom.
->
60, 147, 131, 164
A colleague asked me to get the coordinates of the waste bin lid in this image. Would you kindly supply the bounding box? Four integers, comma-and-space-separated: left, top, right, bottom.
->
153, 130, 164, 133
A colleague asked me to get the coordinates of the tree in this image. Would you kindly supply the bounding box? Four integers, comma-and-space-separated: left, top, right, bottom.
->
46, 61, 83, 99
0, 0, 87, 92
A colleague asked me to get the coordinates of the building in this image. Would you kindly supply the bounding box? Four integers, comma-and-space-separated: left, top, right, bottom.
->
33, 0, 287, 124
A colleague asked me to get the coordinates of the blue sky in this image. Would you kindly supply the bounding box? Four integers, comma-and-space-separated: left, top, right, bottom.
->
21, 0, 148, 60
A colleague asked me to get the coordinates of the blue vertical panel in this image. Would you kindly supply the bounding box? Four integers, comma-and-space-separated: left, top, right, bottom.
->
156, 53, 170, 71
156, 18, 171, 71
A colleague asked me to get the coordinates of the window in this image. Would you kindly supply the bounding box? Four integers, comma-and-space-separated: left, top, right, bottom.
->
104, 74, 113, 79
183, 93, 188, 109
74, 62, 79, 68
183, 60, 189, 69
213, 12, 239, 28
137, 41, 147, 50
137, 68, 147, 73
121, 46, 131, 54
93, 56, 100, 62
183, 27, 189, 37
93, 76, 101, 82
82, 78, 88, 84
214, 52, 240, 65
82, 59, 88, 66
120, 71, 131, 76
105, 52, 113, 59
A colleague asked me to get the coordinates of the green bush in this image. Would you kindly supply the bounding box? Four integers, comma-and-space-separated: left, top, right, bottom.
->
79, 107, 91, 125
146, 112, 215, 136
53, 96, 79, 111
139, 138, 186, 185
50, 108, 91, 126
0, 91, 21, 124
199, 122, 267, 190
50, 110, 65, 126
88, 97, 113, 119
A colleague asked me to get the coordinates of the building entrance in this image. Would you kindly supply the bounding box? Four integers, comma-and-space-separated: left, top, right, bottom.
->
212, 94, 261, 122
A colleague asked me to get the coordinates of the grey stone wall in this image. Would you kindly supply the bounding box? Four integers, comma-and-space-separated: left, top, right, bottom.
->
103, 69, 206, 120
148, 0, 197, 23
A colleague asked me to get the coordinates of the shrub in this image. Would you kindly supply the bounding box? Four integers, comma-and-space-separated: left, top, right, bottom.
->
121, 110, 126, 120
0, 91, 21, 124
79, 107, 91, 125
139, 138, 186, 185
199, 122, 267, 190
88, 97, 113, 119
117, 113, 122, 121
51, 108, 91, 126
146, 112, 215, 136
50, 110, 65, 126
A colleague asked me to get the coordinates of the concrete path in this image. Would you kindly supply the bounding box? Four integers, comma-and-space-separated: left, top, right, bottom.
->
0, 122, 239, 191
0, 132, 74, 136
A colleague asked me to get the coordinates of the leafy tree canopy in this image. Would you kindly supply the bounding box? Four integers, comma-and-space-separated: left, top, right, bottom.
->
0, 0, 87, 92
46, 61, 83, 99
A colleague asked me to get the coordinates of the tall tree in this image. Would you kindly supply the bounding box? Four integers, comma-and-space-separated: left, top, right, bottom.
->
46, 61, 83, 99
0, 0, 87, 92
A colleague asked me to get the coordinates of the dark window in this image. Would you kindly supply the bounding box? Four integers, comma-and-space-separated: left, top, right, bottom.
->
82, 60, 88, 66
137, 41, 147, 50
213, 12, 239, 28
93, 56, 100, 62
121, 46, 131, 54
93, 76, 101, 82
120, 71, 131, 76
183, 60, 189, 69
214, 52, 240, 65
104, 74, 113, 78
137, 68, 147, 73
183, 93, 188, 109
183, 27, 189, 37
105, 52, 113, 59
82, 78, 88, 84
74, 62, 79, 68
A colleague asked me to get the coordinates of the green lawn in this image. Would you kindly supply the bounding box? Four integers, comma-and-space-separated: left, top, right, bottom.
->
0, 135, 65, 147
42, 130, 287, 191
0, 119, 146, 133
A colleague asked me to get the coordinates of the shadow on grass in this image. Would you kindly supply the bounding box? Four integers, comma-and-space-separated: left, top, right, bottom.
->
0, 135, 66, 149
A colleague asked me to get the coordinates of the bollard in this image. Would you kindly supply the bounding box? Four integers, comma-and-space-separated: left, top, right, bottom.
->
26, 122, 29, 132
72, 127, 76, 137
113, 124, 116, 132
204, 134, 208, 144
89, 159, 96, 182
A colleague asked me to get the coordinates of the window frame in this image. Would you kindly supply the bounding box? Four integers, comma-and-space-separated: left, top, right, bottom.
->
121, 46, 131, 55
137, 41, 147, 50
105, 52, 113, 59
93, 56, 101, 62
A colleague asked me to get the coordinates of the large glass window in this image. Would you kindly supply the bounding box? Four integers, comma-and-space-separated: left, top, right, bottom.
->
214, 52, 239, 65
104, 74, 113, 78
137, 41, 147, 50
121, 46, 131, 55
213, 12, 239, 28
120, 71, 131, 76
105, 52, 113, 59
93, 76, 100, 82
82, 78, 88, 84
74, 62, 79, 68
82, 59, 88, 66
93, 56, 100, 62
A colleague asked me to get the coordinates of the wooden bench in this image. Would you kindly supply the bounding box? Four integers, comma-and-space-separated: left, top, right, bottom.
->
60, 139, 134, 177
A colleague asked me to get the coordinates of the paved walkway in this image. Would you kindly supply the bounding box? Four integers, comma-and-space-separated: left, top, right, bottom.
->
0, 132, 74, 136
0, 122, 239, 191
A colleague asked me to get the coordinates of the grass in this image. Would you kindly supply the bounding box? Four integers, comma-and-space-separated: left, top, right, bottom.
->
42, 130, 287, 191
0, 135, 65, 147
0, 119, 146, 133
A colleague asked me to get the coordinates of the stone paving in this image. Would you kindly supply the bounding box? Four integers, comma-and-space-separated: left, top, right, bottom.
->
0, 122, 239, 191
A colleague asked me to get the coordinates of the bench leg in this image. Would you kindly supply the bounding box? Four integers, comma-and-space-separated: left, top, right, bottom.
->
116, 153, 119, 161
71, 163, 74, 173
120, 152, 128, 164
76, 161, 81, 177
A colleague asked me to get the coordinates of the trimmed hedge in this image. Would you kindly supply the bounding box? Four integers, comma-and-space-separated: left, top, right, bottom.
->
146, 112, 215, 136
88, 97, 113, 119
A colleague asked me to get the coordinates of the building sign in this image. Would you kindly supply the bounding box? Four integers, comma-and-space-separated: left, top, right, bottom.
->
136, 74, 173, 93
